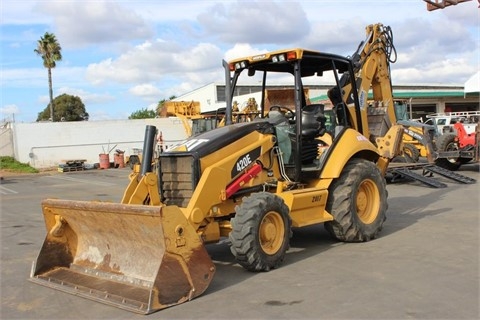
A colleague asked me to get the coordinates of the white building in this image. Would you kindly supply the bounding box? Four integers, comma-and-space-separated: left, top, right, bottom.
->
174, 83, 479, 121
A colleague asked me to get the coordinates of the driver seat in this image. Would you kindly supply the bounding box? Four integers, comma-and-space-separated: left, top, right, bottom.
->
298, 104, 327, 164
302, 104, 326, 138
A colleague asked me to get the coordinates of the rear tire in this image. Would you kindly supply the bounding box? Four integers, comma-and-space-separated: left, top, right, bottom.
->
459, 157, 473, 164
403, 143, 420, 163
434, 133, 461, 171
324, 159, 387, 242
229, 193, 292, 271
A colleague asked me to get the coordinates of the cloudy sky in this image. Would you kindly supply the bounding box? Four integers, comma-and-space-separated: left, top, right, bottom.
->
1, 0, 479, 122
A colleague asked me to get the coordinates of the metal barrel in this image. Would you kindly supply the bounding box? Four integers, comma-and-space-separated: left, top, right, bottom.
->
29, 199, 215, 314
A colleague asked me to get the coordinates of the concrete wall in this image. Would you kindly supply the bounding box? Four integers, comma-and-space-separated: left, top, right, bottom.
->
0, 122, 14, 157
5, 118, 188, 168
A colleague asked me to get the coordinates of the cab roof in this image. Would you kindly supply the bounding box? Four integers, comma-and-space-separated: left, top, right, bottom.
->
227, 48, 351, 76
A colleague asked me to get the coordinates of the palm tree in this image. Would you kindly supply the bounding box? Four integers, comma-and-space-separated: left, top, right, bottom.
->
34, 32, 62, 121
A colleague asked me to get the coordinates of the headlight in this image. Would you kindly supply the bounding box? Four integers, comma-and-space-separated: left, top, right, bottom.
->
272, 54, 286, 63
234, 61, 248, 70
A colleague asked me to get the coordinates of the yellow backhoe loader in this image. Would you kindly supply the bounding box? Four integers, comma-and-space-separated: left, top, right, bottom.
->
30, 23, 404, 314
392, 99, 437, 162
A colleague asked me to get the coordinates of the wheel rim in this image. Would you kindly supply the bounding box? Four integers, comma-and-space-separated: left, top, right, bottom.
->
259, 211, 285, 255
404, 147, 413, 158
445, 142, 459, 164
356, 179, 380, 224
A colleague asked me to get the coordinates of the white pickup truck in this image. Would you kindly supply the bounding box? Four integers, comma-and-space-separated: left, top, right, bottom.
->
426, 111, 480, 135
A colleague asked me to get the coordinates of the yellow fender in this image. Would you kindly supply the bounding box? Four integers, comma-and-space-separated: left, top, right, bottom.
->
320, 128, 379, 179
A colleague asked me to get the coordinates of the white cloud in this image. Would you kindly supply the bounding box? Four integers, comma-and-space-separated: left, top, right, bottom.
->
437, 1, 480, 26
85, 40, 223, 85
129, 84, 161, 98
34, 0, 153, 48
0, 104, 20, 115
0, 66, 88, 89
224, 43, 268, 61
37, 95, 49, 105
198, 1, 309, 44
1, 0, 50, 25
394, 58, 474, 85
56, 87, 115, 105
0, 68, 46, 88
300, 20, 366, 54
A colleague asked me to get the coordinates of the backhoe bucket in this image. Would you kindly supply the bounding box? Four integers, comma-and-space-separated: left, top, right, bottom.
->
29, 199, 215, 314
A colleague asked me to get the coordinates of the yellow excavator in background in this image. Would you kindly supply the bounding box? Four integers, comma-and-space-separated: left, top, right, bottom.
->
159, 100, 204, 137
154, 98, 261, 138
126, 101, 203, 168
30, 23, 405, 314
189, 98, 262, 136
158, 89, 313, 139
392, 99, 437, 162
187, 90, 306, 137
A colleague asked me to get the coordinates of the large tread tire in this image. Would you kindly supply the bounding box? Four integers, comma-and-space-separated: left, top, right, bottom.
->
324, 159, 387, 242
229, 193, 292, 272
403, 143, 420, 163
434, 133, 461, 171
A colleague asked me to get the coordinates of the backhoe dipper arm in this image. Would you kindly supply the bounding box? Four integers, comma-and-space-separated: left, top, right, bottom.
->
340, 23, 398, 140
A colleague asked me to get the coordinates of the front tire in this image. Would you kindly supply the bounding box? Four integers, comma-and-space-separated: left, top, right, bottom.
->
324, 159, 387, 242
229, 193, 292, 271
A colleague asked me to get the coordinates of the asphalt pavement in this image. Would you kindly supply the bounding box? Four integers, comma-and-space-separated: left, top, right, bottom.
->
1, 164, 479, 320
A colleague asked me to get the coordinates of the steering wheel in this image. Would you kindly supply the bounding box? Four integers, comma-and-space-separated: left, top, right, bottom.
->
269, 105, 295, 120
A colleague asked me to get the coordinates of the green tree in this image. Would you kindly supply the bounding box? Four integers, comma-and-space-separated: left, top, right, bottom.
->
37, 94, 89, 122
34, 32, 62, 121
128, 108, 156, 119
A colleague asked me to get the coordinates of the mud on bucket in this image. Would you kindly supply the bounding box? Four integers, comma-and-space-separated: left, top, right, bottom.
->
99, 153, 110, 169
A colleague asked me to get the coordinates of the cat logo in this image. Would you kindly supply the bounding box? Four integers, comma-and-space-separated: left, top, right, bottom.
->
167, 139, 209, 152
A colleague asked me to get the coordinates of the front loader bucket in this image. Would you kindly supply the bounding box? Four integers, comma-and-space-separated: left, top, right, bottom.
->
29, 199, 215, 314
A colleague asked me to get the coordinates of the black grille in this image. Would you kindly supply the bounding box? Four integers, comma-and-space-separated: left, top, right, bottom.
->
159, 155, 195, 207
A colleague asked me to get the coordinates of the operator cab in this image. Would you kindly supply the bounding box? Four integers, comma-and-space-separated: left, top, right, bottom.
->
225, 48, 359, 182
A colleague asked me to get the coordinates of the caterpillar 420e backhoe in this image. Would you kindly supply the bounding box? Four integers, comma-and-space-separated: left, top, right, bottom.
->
30, 23, 404, 314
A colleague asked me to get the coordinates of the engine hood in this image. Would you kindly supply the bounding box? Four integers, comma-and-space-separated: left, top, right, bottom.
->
163, 120, 272, 159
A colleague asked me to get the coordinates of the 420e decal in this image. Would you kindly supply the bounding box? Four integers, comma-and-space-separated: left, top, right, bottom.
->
231, 147, 261, 178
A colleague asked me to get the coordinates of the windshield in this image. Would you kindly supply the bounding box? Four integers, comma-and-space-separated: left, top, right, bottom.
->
229, 57, 347, 134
